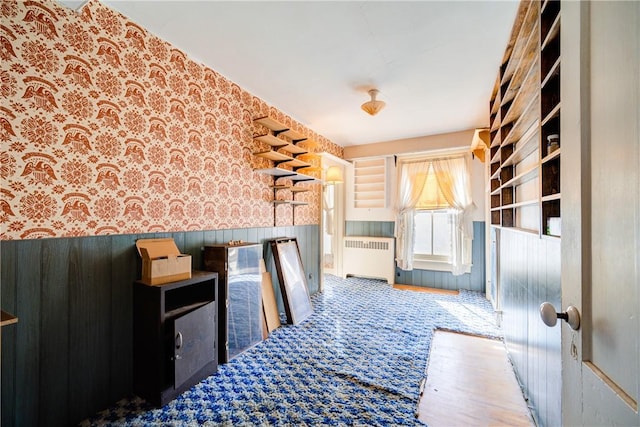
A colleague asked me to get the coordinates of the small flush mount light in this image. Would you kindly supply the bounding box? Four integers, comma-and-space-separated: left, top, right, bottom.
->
361, 89, 386, 116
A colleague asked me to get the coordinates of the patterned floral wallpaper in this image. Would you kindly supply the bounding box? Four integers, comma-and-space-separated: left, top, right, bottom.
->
0, 0, 343, 240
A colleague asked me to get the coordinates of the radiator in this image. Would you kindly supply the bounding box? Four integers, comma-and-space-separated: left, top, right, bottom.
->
342, 237, 395, 284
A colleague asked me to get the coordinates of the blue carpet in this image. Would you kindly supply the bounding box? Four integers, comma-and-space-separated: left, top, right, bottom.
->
82, 275, 500, 426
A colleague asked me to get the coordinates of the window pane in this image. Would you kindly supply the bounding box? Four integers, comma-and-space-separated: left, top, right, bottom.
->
432, 212, 452, 256
414, 211, 432, 255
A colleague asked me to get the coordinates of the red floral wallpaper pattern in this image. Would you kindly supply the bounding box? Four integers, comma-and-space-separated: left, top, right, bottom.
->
1, 0, 343, 240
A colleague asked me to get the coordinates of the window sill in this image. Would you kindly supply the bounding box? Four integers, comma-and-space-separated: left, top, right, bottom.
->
412, 259, 472, 274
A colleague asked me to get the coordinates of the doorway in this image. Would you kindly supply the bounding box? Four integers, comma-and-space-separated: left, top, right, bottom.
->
319, 154, 350, 286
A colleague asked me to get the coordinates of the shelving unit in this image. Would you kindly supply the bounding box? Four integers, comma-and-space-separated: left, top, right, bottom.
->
353, 158, 386, 209
488, 0, 561, 237
539, 0, 561, 236
253, 116, 321, 225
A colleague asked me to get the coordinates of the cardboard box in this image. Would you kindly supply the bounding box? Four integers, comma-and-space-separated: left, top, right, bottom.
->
135, 238, 192, 285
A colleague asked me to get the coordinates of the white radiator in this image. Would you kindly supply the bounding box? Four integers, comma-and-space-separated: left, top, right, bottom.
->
342, 236, 395, 284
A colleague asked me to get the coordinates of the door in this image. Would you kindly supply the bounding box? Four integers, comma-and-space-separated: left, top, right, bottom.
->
562, 1, 639, 424
320, 154, 348, 283
173, 301, 216, 388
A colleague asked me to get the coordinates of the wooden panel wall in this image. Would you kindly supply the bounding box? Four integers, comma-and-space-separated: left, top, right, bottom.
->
498, 228, 561, 427
0, 225, 319, 427
345, 221, 486, 292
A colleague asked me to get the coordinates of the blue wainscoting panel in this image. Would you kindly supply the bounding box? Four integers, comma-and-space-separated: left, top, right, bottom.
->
499, 228, 561, 427
345, 221, 395, 238
345, 221, 486, 292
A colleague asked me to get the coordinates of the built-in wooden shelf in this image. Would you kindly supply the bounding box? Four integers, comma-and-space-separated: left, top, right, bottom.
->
502, 94, 540, 146
542, 57, 561, 88
501, 123, 539, 167
502, 165, 539, 189
489, 0, 561, 235
541, 148, 561, 164
542, 193, 561, 202
1, 310, 18, 327
502, 199, 539, 210
542, 103, 561, 126
541, 12, 561, 52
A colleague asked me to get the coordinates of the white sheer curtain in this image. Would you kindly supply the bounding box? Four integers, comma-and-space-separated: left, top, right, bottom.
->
394, 154, 475, 275
394, 160, 430, 270
432, 156, 475, 275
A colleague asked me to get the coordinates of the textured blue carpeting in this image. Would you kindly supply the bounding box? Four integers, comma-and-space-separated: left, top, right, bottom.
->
82, 275, 500, 426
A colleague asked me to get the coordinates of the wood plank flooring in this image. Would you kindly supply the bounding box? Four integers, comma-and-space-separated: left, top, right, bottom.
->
417, 330, 534, 427
393, 283, 459, 295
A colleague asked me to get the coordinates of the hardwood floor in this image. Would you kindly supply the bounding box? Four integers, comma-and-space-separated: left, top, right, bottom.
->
393, 283, 459, 295
417, 330, 534, 427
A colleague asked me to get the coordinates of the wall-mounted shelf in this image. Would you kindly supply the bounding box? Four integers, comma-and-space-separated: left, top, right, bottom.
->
253, 116, 321, 225
274, 200, 308, 206
254, 134, 309, 155
1, 310, 18, 327
270, 185, 310, 193
253, 151, 311, 169
254, 116, 289, 133
254, 150, 293, 162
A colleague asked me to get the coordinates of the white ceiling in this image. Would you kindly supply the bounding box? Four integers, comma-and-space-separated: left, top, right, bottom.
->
96, 1, 519, 147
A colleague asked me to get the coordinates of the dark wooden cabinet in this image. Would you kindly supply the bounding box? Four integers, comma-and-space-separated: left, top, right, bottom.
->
203, 243, 263, 363
133, 270, 218, 407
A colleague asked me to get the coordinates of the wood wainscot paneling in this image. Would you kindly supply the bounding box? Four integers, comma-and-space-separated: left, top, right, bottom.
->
0, 225, 319, 427
498, 228, 561, 427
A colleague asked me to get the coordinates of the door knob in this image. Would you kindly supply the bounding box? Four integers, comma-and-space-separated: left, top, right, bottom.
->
540, 302, 581, 330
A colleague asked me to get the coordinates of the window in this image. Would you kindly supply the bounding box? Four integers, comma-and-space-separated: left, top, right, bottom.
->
414, 209, 453, 262
395, 153, 474, 274
412, 209, 468, 272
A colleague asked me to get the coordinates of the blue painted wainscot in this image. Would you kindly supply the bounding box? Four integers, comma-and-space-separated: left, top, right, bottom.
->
345, 221, 486, 292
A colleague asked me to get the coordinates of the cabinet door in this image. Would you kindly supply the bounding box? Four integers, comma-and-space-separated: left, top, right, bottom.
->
173, 301, 216, 388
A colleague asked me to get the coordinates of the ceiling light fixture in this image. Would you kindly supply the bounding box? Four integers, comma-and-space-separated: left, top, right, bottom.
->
361, 89, 386, 116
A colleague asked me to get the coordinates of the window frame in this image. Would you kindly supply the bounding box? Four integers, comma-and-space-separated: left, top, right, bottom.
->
412, 208, 472, 274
